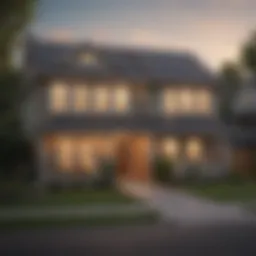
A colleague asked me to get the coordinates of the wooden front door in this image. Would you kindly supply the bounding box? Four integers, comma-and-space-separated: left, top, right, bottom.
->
116, 135, 151, 182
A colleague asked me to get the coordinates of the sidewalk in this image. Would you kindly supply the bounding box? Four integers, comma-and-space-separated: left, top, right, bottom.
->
121, 182, 256, 224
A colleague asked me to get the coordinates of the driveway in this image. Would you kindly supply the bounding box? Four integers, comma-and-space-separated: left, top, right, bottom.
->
121, 182, 256, 224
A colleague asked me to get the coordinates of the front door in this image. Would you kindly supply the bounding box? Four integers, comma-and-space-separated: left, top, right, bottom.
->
116, 135, 151, 182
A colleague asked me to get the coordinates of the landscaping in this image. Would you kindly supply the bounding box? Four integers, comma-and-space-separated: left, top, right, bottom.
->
0, 182, 158, 229
183, 181, 256, 203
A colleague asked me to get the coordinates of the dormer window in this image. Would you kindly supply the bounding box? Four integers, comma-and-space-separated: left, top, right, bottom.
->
78, 52, 98, 66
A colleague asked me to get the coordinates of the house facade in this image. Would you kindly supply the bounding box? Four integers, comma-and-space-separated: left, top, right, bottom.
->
23, 37, 230, 186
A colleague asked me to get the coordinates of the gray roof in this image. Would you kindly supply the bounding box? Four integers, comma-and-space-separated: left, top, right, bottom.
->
25, 37, 215, 85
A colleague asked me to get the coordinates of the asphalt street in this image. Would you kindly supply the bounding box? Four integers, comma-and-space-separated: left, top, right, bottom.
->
1, 221, 256, 256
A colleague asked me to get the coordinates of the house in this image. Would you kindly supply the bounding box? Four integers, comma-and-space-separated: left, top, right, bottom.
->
22, 36, 230, 187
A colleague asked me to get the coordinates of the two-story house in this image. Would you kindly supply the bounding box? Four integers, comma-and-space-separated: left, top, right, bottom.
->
23, 36, 229, 186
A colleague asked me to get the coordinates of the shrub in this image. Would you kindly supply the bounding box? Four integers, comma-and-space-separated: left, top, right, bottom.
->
153, 156, 174, 184
181, 164, 203, 185
94, 158, 116, 189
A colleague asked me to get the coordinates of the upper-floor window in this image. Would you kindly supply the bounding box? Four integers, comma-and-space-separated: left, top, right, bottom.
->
48, 82, 132, 115
94, 86, 110, 112
162, 88, 178, 114
113, 86, 131, 113
195, 90, 212, 113
49, 81, 69, 114
73, 85, 89, 112
162, 87, 212, 115
180, 89, 194, 112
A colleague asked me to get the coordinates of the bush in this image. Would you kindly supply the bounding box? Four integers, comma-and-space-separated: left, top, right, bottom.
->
153, 156, 174, 184
94, 158, 116, 189
0, 181, 35, 205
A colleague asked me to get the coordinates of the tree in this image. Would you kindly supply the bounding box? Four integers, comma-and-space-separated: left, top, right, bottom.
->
241, 30, 256, 75
1, 0, 37, 71
0, 0, 37, 180
218, 62, 242, 123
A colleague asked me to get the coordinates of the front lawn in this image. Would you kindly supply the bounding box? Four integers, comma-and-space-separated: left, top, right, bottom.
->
0, 183, 159, 229
0, 183, 134, 207
13, 189, 134, 207
183, 182, 256, 203
0, 211, 158, 230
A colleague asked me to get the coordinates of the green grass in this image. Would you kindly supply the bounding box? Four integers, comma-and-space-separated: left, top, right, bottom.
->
184, 182, 256, 202
0, 186, 134, 207
0, 212, 159, 230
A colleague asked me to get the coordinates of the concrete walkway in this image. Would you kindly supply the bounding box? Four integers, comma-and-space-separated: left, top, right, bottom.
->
121, 182, 256, 224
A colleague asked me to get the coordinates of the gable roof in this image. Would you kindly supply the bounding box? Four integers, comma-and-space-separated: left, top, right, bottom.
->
25, 37, 215, 85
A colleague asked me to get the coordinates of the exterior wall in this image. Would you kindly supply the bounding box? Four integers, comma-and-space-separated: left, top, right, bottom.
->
38, 132, 152, 186
153, 134, 230, 179
36, 131, 230, 186
25, 76, 227, 185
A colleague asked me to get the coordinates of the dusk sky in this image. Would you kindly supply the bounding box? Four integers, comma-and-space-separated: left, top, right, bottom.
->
31, 0, 256, 70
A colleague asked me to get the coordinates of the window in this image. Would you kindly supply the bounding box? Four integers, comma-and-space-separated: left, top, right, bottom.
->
78, 143, 96, 172
162, 138, 180, 159
73, 85, 88, 112
113, 86, 131, 113
94, 86, 109, 112
162, 89, 178, 114
197, 90, 212, 113
49, 82, 69, 113
180, 89, 193, 112
186, 138, 204, 161
55, 138, 74, 171
78, 52, 98, 66
162, 87, 212, 115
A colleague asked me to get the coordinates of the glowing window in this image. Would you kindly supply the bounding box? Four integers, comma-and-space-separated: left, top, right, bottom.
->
94, 87, 109, 112
49, 82, 69, 113
73, 85, 88, 112
162, 138, 180, 159
180, 89, 193, 112
197, 90, 212, 113
186, 138, 204, 161
162, 89, 178, 114
114, 86, 131, 113
78, 143, 96, 172
55, 138, 73, 171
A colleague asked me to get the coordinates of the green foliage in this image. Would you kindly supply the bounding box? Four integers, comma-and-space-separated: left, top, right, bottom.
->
153, 156, 174, 184
94, 158, 116, 189
0, 71, 34, 181
0, 0, 37, 70
218, 62, 241, 123
241, 31, 256, 75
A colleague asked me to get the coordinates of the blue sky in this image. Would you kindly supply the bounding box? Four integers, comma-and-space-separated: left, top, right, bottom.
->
31, 0, 256, 69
